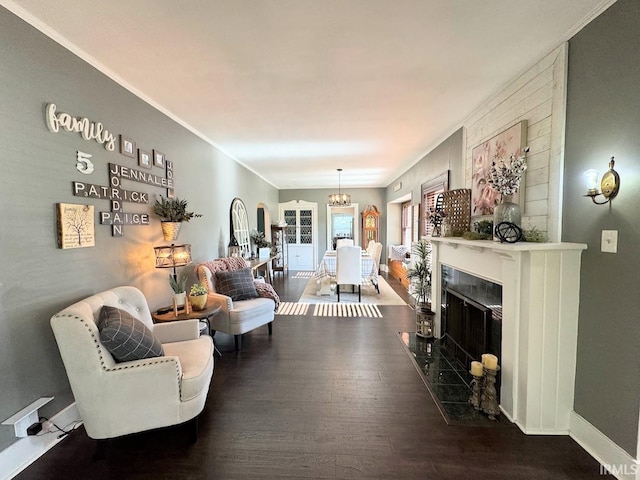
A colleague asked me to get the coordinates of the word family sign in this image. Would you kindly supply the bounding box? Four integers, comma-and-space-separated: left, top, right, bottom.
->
47, 102, 175, 238
46, 103, 116, 151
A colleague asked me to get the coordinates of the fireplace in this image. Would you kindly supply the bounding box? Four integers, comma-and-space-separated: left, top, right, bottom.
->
428, 236, 586, 435
441, 266, 502, 392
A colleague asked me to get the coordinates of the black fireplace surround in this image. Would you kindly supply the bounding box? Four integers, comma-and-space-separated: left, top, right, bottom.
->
441, 265, 502, 372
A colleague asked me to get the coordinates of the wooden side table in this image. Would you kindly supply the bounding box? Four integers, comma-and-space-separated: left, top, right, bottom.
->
152, 302, 222, 356
247, 256, 276, 284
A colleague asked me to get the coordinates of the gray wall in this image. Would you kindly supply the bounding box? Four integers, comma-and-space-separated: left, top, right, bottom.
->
384, 128, 464, 248
385, 128, 464, 204
278, 188, 387, 260
564, 0, 640, 457
0, 7, 278, 450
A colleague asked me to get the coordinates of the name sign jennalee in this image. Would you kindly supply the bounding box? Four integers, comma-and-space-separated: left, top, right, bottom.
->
72, 162, 174, 236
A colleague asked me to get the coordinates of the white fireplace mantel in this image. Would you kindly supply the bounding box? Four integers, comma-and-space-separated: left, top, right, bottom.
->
427, 237, 587, 435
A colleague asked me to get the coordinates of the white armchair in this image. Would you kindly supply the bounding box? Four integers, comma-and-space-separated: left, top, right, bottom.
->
196, 257, 275, 351
50, 286, 214, 441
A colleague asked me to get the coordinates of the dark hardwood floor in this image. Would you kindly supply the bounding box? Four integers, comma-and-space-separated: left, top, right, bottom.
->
17, 272, 608, 479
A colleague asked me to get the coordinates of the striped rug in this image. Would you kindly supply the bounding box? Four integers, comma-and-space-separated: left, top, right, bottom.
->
277, 302, 383, 318
291, 271, 315, 279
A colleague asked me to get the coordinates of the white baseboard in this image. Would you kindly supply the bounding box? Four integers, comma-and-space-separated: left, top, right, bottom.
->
570, 410, 639, 480
0, 403, 82, 480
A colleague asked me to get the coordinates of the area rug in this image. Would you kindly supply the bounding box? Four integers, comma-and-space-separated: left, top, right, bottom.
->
291, 271, 315, 279
297, 276, 407, 305
277, 302, 383, 317
397, 332, 508, 427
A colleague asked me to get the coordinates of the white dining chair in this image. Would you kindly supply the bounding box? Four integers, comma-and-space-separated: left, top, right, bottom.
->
336, 238, 354, 249
336, 245, 362, 302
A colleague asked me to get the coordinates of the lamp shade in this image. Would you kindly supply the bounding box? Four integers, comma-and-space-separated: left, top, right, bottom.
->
328, 168, 351, 206
328, 192, 351, 206
583, 169, 600, 194
154, 244, 192, 269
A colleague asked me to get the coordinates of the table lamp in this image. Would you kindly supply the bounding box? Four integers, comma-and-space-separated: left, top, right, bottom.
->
153, 243, 192, 282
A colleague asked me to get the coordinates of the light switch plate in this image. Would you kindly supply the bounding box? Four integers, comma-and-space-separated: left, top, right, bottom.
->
601, 230, 618, 253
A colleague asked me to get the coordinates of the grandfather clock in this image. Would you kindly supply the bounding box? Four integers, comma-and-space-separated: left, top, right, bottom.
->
361, 205, 380, 249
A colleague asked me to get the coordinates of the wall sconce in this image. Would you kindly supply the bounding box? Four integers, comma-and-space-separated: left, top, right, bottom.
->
154, 243, 192, 281
583, 157, 620, 205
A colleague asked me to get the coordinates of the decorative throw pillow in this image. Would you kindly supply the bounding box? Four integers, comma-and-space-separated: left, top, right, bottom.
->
215, 268, 259, 301
97, 306, 164, 362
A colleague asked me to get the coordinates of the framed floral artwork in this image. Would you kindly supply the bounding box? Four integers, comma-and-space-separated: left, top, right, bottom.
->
138, 149, 152, 169
119, 135, 136, 158
471, 120, 527, 216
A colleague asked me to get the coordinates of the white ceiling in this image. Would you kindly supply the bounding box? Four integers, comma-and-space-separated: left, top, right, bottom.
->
4, 0, 611, 189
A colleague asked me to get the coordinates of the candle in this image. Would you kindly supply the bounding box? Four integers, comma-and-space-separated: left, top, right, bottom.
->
470, 361, 484, 376
483, 354, 498, 370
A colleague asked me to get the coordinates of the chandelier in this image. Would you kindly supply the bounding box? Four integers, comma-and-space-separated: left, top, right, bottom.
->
328, 168, 351, 206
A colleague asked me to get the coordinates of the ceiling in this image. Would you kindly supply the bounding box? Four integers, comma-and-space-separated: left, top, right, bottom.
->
4, 0, 610, 189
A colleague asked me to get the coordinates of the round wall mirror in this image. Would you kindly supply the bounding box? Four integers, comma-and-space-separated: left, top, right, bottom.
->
230, 198, 250, 258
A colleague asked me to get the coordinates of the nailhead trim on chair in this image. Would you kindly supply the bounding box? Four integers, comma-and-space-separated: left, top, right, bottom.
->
58, 313, 183, 397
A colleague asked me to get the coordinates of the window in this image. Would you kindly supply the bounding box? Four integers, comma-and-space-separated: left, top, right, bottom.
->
420, 172, 449, 270
421, 172, 449, 237
401, 201, 411, 247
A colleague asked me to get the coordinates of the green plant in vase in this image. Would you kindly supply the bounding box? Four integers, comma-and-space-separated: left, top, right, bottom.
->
153, 196, 202, 241
169, 274, 186, 294
406, 240, 432, 310
169, 274, 187, 306
189, 282, 208, 311
153, 197, 202, 222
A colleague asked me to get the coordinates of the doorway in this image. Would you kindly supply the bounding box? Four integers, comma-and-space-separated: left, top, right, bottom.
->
326, 203, 359, 250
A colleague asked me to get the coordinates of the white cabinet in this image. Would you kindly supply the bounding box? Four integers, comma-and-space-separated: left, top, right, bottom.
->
279, 200, 318, 271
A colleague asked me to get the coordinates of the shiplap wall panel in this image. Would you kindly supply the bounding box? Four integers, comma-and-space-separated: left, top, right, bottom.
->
464, 44, 567, 241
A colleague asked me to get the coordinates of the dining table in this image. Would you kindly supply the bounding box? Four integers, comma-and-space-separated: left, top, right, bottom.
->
315, 249, 379, 296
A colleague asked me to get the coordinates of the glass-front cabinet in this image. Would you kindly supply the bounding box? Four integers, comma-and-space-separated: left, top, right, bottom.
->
279, 200, 318, 270
271, 225, 288, 273
361, 205, 380, 249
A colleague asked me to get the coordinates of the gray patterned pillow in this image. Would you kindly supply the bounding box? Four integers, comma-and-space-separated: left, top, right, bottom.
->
97, 306, 164, 362
215, 268, 259, 301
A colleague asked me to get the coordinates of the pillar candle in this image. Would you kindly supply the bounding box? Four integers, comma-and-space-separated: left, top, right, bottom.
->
470, 361, 484, 376
483, 354, 498, 370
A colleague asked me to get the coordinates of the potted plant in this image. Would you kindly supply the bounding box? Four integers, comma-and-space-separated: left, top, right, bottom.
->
153, 196, 203, 241
407, 240, 435, 338
169, 274, 187, 307
250, 229, 272, 258
188, 282, 208, 311
407, 240, 432, 308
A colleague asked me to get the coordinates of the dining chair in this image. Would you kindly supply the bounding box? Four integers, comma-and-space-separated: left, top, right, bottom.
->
336, 238, 354, 249
336, 245, 362, 302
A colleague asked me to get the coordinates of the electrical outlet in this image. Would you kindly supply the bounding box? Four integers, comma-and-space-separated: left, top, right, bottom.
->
42, 420, 54, 433
601, 230, 618, 253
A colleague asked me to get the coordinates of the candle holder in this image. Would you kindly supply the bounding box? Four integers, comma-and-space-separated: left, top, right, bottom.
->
480, 365, 501, 420
468, 372, 483, 410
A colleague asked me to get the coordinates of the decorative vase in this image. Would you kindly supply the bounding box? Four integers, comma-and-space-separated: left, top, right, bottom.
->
416, 305, 435, 338
189, 294, 207, 311
161, 221, 181, 241
173, 292, 186, 307
493, 194, 521, 242
432, 225, 441, 237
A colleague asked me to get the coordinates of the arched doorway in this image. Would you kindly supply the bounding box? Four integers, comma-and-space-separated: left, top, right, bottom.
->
257, 203, 271, 239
